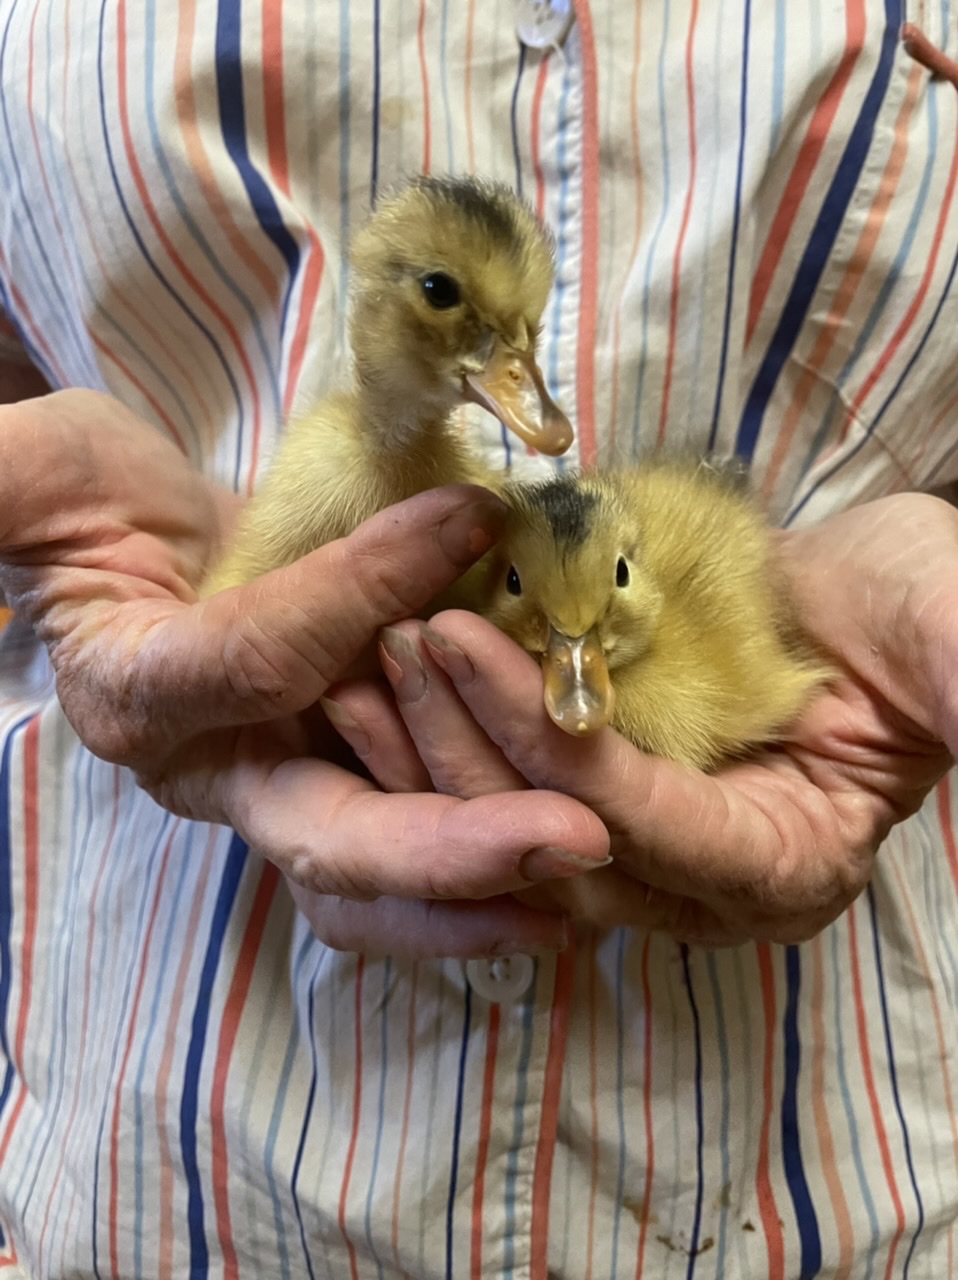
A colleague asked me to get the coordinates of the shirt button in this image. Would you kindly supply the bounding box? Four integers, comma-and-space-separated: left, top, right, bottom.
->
465, 954, 536, 1003
515, 0, 576, 51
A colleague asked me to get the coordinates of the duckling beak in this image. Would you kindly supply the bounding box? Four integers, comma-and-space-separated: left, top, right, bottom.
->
463, 341, 573, 457
541, 626, 615, 737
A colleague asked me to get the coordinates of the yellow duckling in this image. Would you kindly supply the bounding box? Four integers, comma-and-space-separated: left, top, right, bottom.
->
204, 176, 572, 594
478, 461, 830, 770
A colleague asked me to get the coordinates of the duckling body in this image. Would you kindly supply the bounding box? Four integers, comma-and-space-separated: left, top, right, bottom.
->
204, 176, 571, 595
479, 461, 829, 770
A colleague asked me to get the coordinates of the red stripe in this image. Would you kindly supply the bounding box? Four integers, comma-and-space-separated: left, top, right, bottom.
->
109, 825, 179, 1276
391, 963, 420, 1279
656, 0, 700, 444
746, 0, 866, 346
339, 955, 366, 1280
573, 0, 600, 465
262, 5, 290, 197
210, 863, 280, 1279
470, 1000, 501, 1278
633, 934, 654, 1278
585, 939, 599, 1279
755, 945, 784, 1279
116, 0, 262, 435
847, 905, 906, 1280
530, 57, 550, 223
530, 940, 576, 1279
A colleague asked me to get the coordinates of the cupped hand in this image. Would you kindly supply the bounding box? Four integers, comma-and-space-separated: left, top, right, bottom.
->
0, 390, 612, 957
324, 493, 958, 946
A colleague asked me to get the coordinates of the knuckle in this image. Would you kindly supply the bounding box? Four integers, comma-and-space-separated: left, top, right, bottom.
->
348, 544, 427, 621
221, 615, 308, 711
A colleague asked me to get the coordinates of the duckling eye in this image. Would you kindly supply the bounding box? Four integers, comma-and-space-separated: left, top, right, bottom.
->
506, 565, 522, 596
420, 272, 461, 309
616, 556, 630, 588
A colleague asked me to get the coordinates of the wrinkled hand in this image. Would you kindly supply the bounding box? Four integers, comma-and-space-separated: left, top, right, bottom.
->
0, 391, 612, 957
325, 494, 958, 946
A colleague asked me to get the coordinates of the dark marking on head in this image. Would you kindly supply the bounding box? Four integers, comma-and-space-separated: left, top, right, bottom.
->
410, 175, 529, 255
524, 476, 599, 550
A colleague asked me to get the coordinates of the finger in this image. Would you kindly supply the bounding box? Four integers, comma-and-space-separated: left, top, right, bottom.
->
202, 741, 612, 901
422, 612, 853, 914
288, 881, 569, 959
103, 486, 506, 762
321, 677, 435, 793
378, 621, 529, 797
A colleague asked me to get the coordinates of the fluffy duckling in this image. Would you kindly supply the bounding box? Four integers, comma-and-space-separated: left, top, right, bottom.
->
478, 461, 830, 770
204, 176, 572, 594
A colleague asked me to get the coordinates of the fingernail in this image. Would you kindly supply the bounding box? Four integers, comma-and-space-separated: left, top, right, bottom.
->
437, 495, 506, 566
519, 846, 613, 883
421, 627, 475, 684
319, 695, 372, 755
489, 918, 570, 956
379, 627, 427, 702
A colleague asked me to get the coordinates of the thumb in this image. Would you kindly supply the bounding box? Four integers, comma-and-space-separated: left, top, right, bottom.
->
140, 484, 504, 736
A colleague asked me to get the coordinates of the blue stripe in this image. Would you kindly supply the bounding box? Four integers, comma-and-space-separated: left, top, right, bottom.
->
445, 979, 472, 1280
832, 919, 881, 1279
510, 44, 527, 198
736, 0, 904, 460
768, 0, 786, 156
503, 990, 537, 1277
144, 0, 280, 428
867, 885, 925, 1276
371, 0, 382, 204
289, 943, 319, 1280
707, 0, 750, 451
96, 0, 246, 449
680, 946, 705, 1280
0, 714, 32, 1193
544, 46, 575, 476
706, 953, 733, 1269
439, 0, 455, 171
781, 947, 822, 1277
180, 833, 250, 1274
338, 0, 352, 347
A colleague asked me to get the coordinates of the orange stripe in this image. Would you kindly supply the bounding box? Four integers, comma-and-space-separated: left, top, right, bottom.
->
282, 235, 325, 420
391, 961, 420, 1280
762, 60, 923, 496
470, 999, 501, 1278
116, 0, 263, 444
609, 4, 644, 460
755, 944, 784, 1279
530, 940, 576, 1280
573, 0, 600, 465
417, 0, 432, 175
155, 828, 220, 1280
746, 0, 866, 346
339, 954, 366, 1280
656, 0, 700, 445
211, 863, 280, 1280
809, 934, 856, 1277
109, 825, 179, 1276
633, 934, 654, 1279
847, 904, 906, 1280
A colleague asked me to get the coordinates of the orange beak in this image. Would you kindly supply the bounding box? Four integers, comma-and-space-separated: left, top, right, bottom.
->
541, 626, 615, 736
464, 339, 573, 457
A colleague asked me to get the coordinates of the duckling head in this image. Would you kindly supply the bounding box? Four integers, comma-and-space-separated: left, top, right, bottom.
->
482, 474, 664, 736
348, 175, 572, 456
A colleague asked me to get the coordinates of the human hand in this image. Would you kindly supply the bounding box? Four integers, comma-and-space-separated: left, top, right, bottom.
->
0, 391, 612, 957
324, 493, 958, 946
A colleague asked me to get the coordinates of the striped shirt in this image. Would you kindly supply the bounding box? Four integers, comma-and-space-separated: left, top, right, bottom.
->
2, 1, 958, 1276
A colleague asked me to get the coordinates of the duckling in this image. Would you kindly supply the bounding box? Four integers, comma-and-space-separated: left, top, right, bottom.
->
203, 176, 572, 594
477, 461, 830, 770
